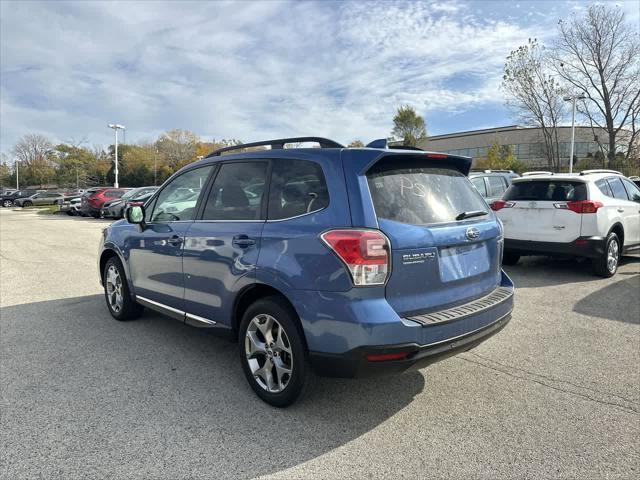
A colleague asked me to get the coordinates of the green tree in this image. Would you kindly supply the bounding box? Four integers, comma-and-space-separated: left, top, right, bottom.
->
391, 105, 427, 146
474, 141, 525, 172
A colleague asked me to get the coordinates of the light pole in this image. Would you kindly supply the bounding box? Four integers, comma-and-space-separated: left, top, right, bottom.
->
563, 93, 587, 173
108, 123, 125, 188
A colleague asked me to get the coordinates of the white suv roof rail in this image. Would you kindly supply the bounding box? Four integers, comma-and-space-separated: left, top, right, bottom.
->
579, 169, 623, 176
522, 171, 553, 177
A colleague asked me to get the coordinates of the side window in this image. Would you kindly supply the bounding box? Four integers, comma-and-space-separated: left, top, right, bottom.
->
621, 178, 640, 202
607, 178, 628, 200
470, 177, 488, 197
151, 166, 213, 222
487, 176, 507, 196
595, 179, 613, 197
268, 159, 329, 220
202, 162, 267, 221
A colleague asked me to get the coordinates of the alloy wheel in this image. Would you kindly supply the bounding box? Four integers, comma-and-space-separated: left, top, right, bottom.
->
245, 314, 293, 393
105, 265, 124, 313
607, 239, 619, 273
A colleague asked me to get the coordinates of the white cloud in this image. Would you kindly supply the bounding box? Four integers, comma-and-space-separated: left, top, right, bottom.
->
1, 0, 551, 151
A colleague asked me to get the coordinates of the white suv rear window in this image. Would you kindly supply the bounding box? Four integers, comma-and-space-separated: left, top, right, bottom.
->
504, 181, 587, 202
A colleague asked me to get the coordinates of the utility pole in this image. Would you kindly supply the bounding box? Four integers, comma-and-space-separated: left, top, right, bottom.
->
563, 93, 587, 173
108, 123, 125, 188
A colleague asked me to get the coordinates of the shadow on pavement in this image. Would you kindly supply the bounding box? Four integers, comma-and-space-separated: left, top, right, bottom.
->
1, 295, 424, 479
573, 274, 640, 324
504, 255, 640, 288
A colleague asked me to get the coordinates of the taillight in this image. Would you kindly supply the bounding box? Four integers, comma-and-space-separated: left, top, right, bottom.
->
555, 200, 603, 214
320, 229, 390, 286
491, 200, 515, 211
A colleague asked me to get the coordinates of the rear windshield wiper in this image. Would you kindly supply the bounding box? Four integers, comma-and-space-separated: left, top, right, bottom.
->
456, 210, 488, 221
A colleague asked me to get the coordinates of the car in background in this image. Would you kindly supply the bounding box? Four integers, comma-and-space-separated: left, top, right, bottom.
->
14, 191, 64, 207
469, 170, 519, 204
492, 169, 640, 277
101, 186, 157, 219
629, 176, 640, 188
61, 196, 83, 216
1, 189, 42, 207
98, 136, 514, 407
81, 188, 129, 218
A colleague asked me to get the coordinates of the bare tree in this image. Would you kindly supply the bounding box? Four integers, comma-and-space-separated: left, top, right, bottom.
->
502, 39, 566, 170
13, 133, 55, 187
552, 4, 640, 163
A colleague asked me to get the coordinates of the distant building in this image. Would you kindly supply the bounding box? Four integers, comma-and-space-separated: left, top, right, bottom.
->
417, 125, 615, 169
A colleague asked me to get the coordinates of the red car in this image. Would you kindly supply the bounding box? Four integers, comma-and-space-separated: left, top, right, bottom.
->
81, 188, 129, 218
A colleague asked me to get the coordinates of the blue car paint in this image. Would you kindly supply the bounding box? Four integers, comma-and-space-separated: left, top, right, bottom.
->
99, 146, 514, 373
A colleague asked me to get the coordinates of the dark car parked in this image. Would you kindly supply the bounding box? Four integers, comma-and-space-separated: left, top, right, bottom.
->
1, 189, 42, 207
102, 187, 158, 219
469, 170, 519, 204
81, 188, 129, 218
99, 136, 514, 407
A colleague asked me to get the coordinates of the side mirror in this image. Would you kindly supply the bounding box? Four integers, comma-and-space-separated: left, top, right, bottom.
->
126, 205, 145, 225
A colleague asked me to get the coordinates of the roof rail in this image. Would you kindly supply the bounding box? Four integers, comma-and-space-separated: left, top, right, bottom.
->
205, 137, 344, 157
470, 169, 515, 174
522, 171, 553, 177
579, 169, 623, 176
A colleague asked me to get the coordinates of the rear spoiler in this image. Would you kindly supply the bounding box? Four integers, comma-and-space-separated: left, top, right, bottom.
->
347, 151, 472, 176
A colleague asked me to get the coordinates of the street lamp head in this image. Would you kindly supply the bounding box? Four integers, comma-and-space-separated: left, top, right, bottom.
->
108, 123, 126, 130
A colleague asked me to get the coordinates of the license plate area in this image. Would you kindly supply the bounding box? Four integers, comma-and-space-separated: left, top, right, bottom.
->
439, 242, 490, 282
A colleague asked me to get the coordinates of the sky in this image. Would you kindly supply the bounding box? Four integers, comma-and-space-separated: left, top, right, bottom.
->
1, 0, 639, 156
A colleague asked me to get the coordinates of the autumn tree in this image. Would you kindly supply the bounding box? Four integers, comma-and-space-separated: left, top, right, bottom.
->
391, 105, 427, 146
348, 140, 365, 147
155, 129, 199, 169
502, 39, 565, 170
552, 4, 640, 163
474, 141, 524, 172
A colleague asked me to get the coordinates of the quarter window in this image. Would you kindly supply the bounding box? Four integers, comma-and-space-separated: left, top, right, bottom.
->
268, 159, 329, 220
202, 162, 267, 221
487, 176, 507, 196
470, 177, 488, 197
607, 178, 628, 200
150, 166, 213, 222
595, 179, 613, 197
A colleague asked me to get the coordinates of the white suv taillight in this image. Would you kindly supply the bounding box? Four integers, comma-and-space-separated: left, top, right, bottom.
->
320, 229, 390, 286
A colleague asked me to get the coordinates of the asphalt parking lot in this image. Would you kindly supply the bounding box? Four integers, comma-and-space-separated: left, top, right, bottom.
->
1, 208, 638, 479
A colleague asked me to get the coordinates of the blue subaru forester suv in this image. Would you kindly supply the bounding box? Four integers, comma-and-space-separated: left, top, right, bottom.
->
99, 137, 514, 407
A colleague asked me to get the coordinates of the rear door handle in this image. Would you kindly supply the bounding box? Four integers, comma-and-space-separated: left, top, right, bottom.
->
232, 235, 256, 248
168, 235, 183, 246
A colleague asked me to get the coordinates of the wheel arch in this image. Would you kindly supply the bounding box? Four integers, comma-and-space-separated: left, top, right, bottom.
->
99, 246, 136, 300
608, 222, 624, 246
232, 283, 308, 350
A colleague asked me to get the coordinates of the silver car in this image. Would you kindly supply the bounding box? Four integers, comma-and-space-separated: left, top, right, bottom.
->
14, 192, 65, 207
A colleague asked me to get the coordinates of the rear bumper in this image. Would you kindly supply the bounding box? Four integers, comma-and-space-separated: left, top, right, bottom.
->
310, 312, 511, 378
304, 271, 514, 378
504, 236, 605, 258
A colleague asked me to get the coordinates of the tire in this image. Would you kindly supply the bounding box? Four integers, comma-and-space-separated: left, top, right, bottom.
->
2, 199, 12, 207
23, 201, 32, 207
502, 251, 520, 266
66, 210, 75, 216
592, 232, 620, 277
92, 212, 101, 219
239, 296, 307, 407
102, 256, 143, 321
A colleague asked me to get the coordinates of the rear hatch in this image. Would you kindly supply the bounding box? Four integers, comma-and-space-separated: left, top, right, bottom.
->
365, 156, 503, 318
496, 179, 586, 242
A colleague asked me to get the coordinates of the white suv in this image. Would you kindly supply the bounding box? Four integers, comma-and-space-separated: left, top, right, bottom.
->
492, 170, 640, 277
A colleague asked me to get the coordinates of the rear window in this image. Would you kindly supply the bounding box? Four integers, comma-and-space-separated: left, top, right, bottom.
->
367, 167, 488, 225
504, 181, 587, 202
